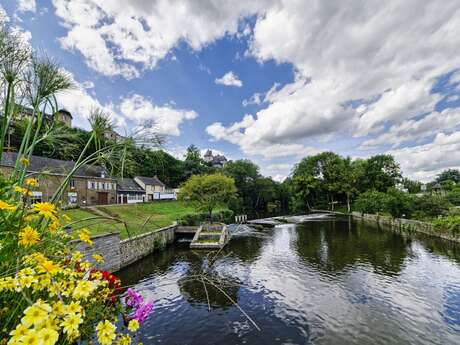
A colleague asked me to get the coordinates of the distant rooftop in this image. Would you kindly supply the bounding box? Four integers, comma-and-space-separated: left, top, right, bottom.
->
135, 175, 165, 187
1, 152, 110, 179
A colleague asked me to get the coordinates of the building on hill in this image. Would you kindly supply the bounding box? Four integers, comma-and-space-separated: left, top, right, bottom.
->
13, 105, 73, 127
104, 129, 125, 142
133, 175, 177, 201
0, 152, 116, 206
203, 149, 228, 168
116, 178, 145, 204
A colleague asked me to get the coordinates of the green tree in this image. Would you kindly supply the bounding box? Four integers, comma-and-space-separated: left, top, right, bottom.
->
436, 169, 460, 184
360, 154, 401, 192
401, 177, 422, 194
178, 173, 237, 219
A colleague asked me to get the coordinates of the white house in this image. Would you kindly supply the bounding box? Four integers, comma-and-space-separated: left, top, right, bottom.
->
133, 175, 176, 201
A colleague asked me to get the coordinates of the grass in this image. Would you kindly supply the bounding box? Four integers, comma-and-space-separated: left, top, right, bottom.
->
62, 201, 227, 239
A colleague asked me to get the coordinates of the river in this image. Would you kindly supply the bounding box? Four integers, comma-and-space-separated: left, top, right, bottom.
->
118, 215, 460, 344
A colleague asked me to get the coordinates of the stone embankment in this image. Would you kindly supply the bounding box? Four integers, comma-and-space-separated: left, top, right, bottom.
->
351, 212, 460, 243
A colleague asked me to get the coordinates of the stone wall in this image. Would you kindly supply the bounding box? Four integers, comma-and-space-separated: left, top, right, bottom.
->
73, 223, 178, 272
73, 232, 121, 272
352, 212, 460, 243
120, 224, 176, 268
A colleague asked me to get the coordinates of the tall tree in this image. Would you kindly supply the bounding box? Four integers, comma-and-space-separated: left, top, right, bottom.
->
359, 154, 401, 193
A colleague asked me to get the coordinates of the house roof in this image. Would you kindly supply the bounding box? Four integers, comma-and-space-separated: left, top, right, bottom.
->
1, 152, 111, 179
116, 178, 144, 193
135, 175, 165, 187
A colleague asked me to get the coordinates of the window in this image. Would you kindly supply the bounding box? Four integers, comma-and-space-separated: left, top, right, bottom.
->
90, 182, 96, 190
30, 191, 43, 204
68, 192, 77, 205
69, 179, 75, 189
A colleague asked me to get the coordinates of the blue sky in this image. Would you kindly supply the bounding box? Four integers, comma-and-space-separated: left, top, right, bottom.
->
2, 0, 460, 182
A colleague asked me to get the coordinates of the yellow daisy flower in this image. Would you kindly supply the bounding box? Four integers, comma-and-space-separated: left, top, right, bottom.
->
33, 202, 57, 219
78, 229, 93, 246
19, 331, 41, 345
96, 320, 116, 345
20, 157, 30, 167
61, 313, 82, 334
25, 178, 39, 187
21, 301, 50, 327
38, 327, 59, 345
18, 226, 40, 247
73, 280, 95, 299
0, 200, 15, 211
92, 253, 105, 263
128, 319, 139, 332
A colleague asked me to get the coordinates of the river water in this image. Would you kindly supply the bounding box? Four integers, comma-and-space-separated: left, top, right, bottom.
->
118, 215, 460, 344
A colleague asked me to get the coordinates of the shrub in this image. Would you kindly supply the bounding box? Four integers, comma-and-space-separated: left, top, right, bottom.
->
433, 215, 460, 234
413, 194, 451, 218
385, 188, 414, 218
353, 190, 389, 214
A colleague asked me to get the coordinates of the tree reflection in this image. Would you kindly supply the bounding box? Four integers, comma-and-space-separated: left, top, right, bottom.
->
295, 217, 411, 276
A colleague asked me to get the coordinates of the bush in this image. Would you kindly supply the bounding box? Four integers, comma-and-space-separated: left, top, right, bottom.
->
413, 194, 451, 218
178, 210, 234, 226
385, 188, 414, 218
353, 190, 389, 214
446, 190, 460, 206
433, 215, 460, 234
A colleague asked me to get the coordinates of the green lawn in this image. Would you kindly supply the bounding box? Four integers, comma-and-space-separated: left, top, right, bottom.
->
62, 201, 225, 239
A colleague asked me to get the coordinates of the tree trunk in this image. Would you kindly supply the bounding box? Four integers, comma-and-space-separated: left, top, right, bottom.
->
331, 195, 334, 211
347, 193, 350, 213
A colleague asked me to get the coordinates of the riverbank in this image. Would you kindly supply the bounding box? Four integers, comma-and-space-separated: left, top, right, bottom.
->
351, 211, 460, 243
62, 201, 227, 239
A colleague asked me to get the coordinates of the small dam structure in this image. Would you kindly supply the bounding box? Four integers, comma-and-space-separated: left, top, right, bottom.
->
190, 223, 229, 249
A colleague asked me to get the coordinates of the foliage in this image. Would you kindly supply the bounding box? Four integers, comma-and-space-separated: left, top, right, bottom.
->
178, 173, 237, 218
178, 209, 234, 226
401, 177, 422, 194
384, 188, 414, 218
433, 215, 460, 234
436, 169, 460, 185
359, 154, 401, 193
412, 194, 452, 219
353, 190, 389, 214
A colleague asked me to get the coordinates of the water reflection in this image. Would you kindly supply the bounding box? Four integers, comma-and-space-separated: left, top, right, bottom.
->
295, 218, 411, 276
117, 216, 460, 345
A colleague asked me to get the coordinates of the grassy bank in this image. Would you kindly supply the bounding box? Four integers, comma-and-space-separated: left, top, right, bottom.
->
62, 201, 227, 239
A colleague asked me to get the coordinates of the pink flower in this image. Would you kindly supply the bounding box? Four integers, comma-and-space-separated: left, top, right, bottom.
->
126, 288, 144, 309
133, 302, 154, 324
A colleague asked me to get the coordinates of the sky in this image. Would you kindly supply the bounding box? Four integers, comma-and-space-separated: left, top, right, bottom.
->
1, 0, 460, 182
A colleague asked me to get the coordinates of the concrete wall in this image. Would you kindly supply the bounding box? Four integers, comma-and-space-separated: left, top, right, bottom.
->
352, 212, 460, 243
73, 223, 178, 272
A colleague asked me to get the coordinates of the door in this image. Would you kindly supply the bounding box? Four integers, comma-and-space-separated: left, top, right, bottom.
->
98, 192, 108, 205
123, 195, 128, 204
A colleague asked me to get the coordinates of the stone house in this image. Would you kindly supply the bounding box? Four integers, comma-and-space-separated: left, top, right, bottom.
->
203, 149, 228, 168
116, 178, 145, 204
14, 105, 73, 127
0, 152, 116, 206
133, 175, 166, 202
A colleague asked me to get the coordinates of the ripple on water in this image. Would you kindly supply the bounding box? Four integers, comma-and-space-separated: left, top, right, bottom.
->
117, 217, 460, 345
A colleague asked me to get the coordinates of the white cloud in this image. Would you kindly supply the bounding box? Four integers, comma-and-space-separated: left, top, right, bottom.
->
361, 108, 460, 148
52, 0, 271, 78
206, 0, 460, 178
390, 132, 460, 182
215, 71, 243, 87
17, 0, 36, 13
118, 94, 197, 136
55, 70, 122, 130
